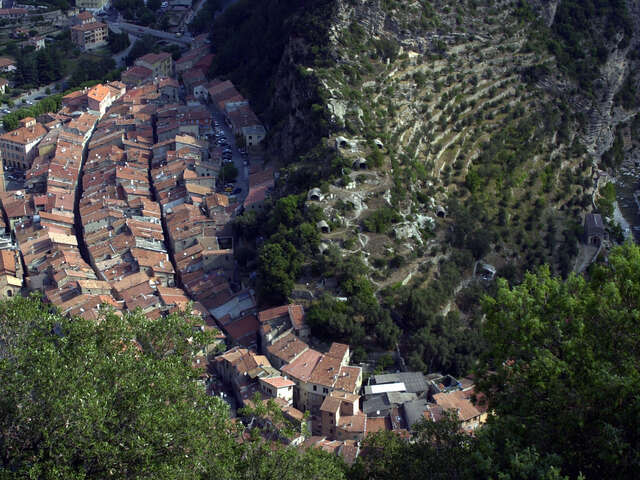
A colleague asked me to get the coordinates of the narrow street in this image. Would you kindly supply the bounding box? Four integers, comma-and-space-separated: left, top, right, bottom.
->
208, 106, 249, 206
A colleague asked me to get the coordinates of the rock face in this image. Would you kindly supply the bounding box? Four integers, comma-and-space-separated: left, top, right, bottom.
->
528, 0, 560, 27
568, 0, 640, 158
267, 37, 326, 161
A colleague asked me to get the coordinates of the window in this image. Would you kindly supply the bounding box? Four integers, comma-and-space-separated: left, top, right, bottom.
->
313, 385, 317, 391
323, 388, 328, 394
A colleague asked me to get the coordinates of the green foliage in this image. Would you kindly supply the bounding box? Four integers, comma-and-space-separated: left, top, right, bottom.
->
596, 181, 616, 217
478, 243, 640, 478
108, 29, 131, 54
310, 252, 399, 349
362, 206, 401, 233
0, 295, 233, 478
601, 128, 624, 170
13, 43, 68, 88
0, 295, 347, 479
371, 37, 400, 61
3, 94, 63, 131
356, 245, 640, 479
252, 195, 323, 302
352, 412, 568, 480
113, 0, 155, 25
524, 0, 633, 89
258, 241, 301, 302
69, 56, 119, 88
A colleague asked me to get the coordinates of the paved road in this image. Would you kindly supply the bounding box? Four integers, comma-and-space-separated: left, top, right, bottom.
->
208, 106, 249, 205
109, 21, 192, 46
112, 33, 138, 68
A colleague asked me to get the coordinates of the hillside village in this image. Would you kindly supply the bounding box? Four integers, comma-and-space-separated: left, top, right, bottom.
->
0, 9, 489, 465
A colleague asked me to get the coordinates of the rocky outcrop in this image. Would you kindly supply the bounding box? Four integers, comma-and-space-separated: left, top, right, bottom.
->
528, 0, 560, 27
267, 37, 326, 161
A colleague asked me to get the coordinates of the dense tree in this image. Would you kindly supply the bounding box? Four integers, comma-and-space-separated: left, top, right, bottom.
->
0, 295, 347, 479
108, 30, 131, 54
477, 242, 640, 478
355, 244, 640, 479
258, 242, 300, 302
189, 0, 223, 34
3, 94, 63, 131
352, 413, 567, 480
0, 295, 236, 478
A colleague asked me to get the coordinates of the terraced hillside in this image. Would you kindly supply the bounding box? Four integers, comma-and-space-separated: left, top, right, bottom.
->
313, 0, 592, 285
213, 0, 640, 373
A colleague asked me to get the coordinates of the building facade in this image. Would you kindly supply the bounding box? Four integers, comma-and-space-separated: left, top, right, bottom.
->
0, 118, 47, 169
75, 0, 110, 12
71, 22, 108, 51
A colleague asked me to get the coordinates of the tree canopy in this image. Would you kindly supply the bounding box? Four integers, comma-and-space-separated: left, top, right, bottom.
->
0, 295, 346, 479
477, 242, 640, 478
354, 243, 640, 479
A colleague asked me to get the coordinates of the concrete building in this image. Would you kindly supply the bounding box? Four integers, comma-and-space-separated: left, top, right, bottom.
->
71, 21, 108, 51
75, 0, 110, 12
0, 118, 47, 169
259, 376, 295, 406
135, 52, 173, 78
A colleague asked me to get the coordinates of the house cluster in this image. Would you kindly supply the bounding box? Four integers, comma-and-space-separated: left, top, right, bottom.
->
73, 80, 224, 326
170, 38, 266, 152
0, 98, 105, 312
121, 52, 174, 88
362, 372, 488, 435
212, 303, 368, 459
212, 302, 487, 464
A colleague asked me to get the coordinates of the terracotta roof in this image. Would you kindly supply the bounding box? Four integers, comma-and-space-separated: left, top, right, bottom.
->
433, 390, 482, 422
266, 332, 308, 365
328, 343, 349, 361
223, 314, 258, 344
1, 122, 47, 145
337, 412, 367, 433
0, 57, 15, 68
261, 376, 295, 389
71, 22, 106, 32
281, 348, 323, 383
76, 11, 94, 21
137, 52, 171, 65
112, 271, 151, 293
309, 353, 343, 388
366, 416, 391, 435
88, 84, 110, 103
333, 366, 361, 394
122, 65, 153, 81
320, 395, 341, 414
243, 184, 269, 207
0, 250, 16, 276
